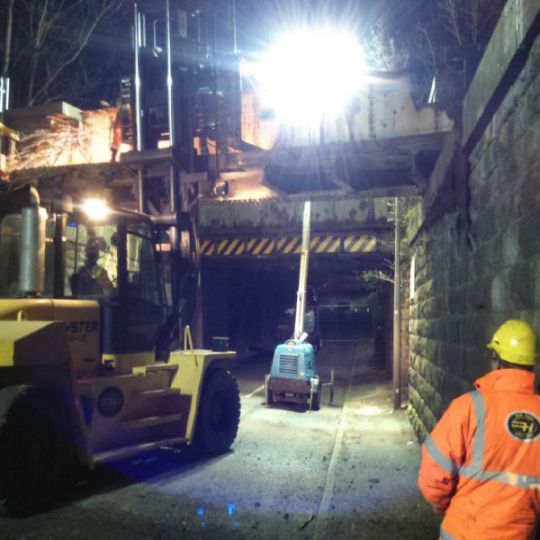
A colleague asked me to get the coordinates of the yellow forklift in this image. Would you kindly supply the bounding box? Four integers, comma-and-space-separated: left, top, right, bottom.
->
0, 0, 249, 515
0, 185, 240, 514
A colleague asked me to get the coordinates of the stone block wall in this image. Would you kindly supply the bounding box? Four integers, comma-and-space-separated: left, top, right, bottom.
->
409, 34, 540, 440
400, 261, 411, 402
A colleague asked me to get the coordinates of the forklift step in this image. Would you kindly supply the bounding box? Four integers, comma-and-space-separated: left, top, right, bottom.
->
136, 388, 180, 398
132, 363, 179, 376
121, 413, 182, 430
93, 436, 187, 464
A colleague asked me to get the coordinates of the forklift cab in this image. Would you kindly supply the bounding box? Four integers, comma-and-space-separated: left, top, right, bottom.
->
0, 190, 172, 367
71, 212, 168, 357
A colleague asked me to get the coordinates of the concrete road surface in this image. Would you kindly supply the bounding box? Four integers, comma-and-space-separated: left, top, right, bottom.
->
0, 338, 441, 539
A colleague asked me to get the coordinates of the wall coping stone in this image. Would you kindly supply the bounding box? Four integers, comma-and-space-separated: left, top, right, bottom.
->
463, 0, 540, 153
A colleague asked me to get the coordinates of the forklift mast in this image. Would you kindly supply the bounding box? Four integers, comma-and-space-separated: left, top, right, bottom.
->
129, 0, 242, 331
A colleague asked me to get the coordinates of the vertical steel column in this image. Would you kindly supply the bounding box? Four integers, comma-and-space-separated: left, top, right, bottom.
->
0, 77, 9, 114
393, 197, 402, 410
166, 0, 175, 149
166, 0, 179, 229
213, 8, 220, 179
231, 0, 238, 54
165, 0, 181, 309
0, 76, 10, 156
166, 0, 179, 219
230, 1, 241, 147
133, 3, 145, 213
133, 3, 143, 152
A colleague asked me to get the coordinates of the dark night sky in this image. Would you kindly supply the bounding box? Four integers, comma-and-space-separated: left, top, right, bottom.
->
0, 0, 503, 108
236, 0, 429, 51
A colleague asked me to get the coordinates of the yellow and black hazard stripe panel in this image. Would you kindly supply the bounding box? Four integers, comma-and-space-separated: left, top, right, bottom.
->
282, 237, 301, 255
343, 234, 377, 253
200, 234, 377, 257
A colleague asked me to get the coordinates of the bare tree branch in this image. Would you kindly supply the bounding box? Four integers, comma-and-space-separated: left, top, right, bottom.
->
364, 21, 409, 71
438, 0, 463, 45
30, 0, 124, 105
471, 0, 480, 44
416, 23, 438, 75
4, 0, 124, 107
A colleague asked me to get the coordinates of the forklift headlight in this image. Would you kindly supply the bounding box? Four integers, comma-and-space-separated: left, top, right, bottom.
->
81, 198, 110, 221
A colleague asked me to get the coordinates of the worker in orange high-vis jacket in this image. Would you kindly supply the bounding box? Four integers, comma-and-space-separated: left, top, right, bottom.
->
418, 319, 540, 539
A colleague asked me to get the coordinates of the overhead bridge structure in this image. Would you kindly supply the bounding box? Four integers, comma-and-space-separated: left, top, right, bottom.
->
196, 73, 452, 260
197, 197, 393, 265
6, 73, 452, 264
236, 73, 453, 199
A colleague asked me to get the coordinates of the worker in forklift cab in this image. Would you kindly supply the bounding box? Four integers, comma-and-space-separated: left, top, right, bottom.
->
70, 238, 114, 296
418, 319, 540, 539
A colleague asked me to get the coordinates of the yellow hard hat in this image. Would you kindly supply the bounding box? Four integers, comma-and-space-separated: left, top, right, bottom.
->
487, 320, 539, 366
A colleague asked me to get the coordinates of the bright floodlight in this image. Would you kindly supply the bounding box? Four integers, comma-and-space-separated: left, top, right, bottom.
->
260, 27, 367, 125
81, 198, 110, 221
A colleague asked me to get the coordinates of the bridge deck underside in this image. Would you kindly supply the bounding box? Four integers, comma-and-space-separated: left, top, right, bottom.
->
263, 132, 446, 197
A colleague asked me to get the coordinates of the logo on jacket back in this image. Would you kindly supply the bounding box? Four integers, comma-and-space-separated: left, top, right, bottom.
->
506, 412, 540, 441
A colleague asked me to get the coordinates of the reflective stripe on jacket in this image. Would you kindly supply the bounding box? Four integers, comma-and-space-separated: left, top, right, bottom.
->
418, 369, 540, 539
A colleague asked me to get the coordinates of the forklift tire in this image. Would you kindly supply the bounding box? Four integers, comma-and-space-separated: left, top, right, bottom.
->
0, 386, 71, 515
194, 369, 240, 456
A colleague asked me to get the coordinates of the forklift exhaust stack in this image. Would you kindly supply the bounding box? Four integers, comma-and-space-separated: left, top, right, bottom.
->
19, 200, 45, 296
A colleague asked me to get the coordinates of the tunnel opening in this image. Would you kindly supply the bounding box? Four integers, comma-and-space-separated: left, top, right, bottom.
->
201, 255, 393, 374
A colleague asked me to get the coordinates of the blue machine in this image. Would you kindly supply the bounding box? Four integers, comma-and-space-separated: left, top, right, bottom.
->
265, 337, 321, 409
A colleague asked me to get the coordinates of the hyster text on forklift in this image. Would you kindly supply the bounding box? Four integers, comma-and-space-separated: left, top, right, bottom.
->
0, 185, 240, 515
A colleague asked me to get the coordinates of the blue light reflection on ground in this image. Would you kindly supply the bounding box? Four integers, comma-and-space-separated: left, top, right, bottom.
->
99, 447, 421, 517
196, 506, 207, 528
70, 445, 432, 536
192, 503, 241, 529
